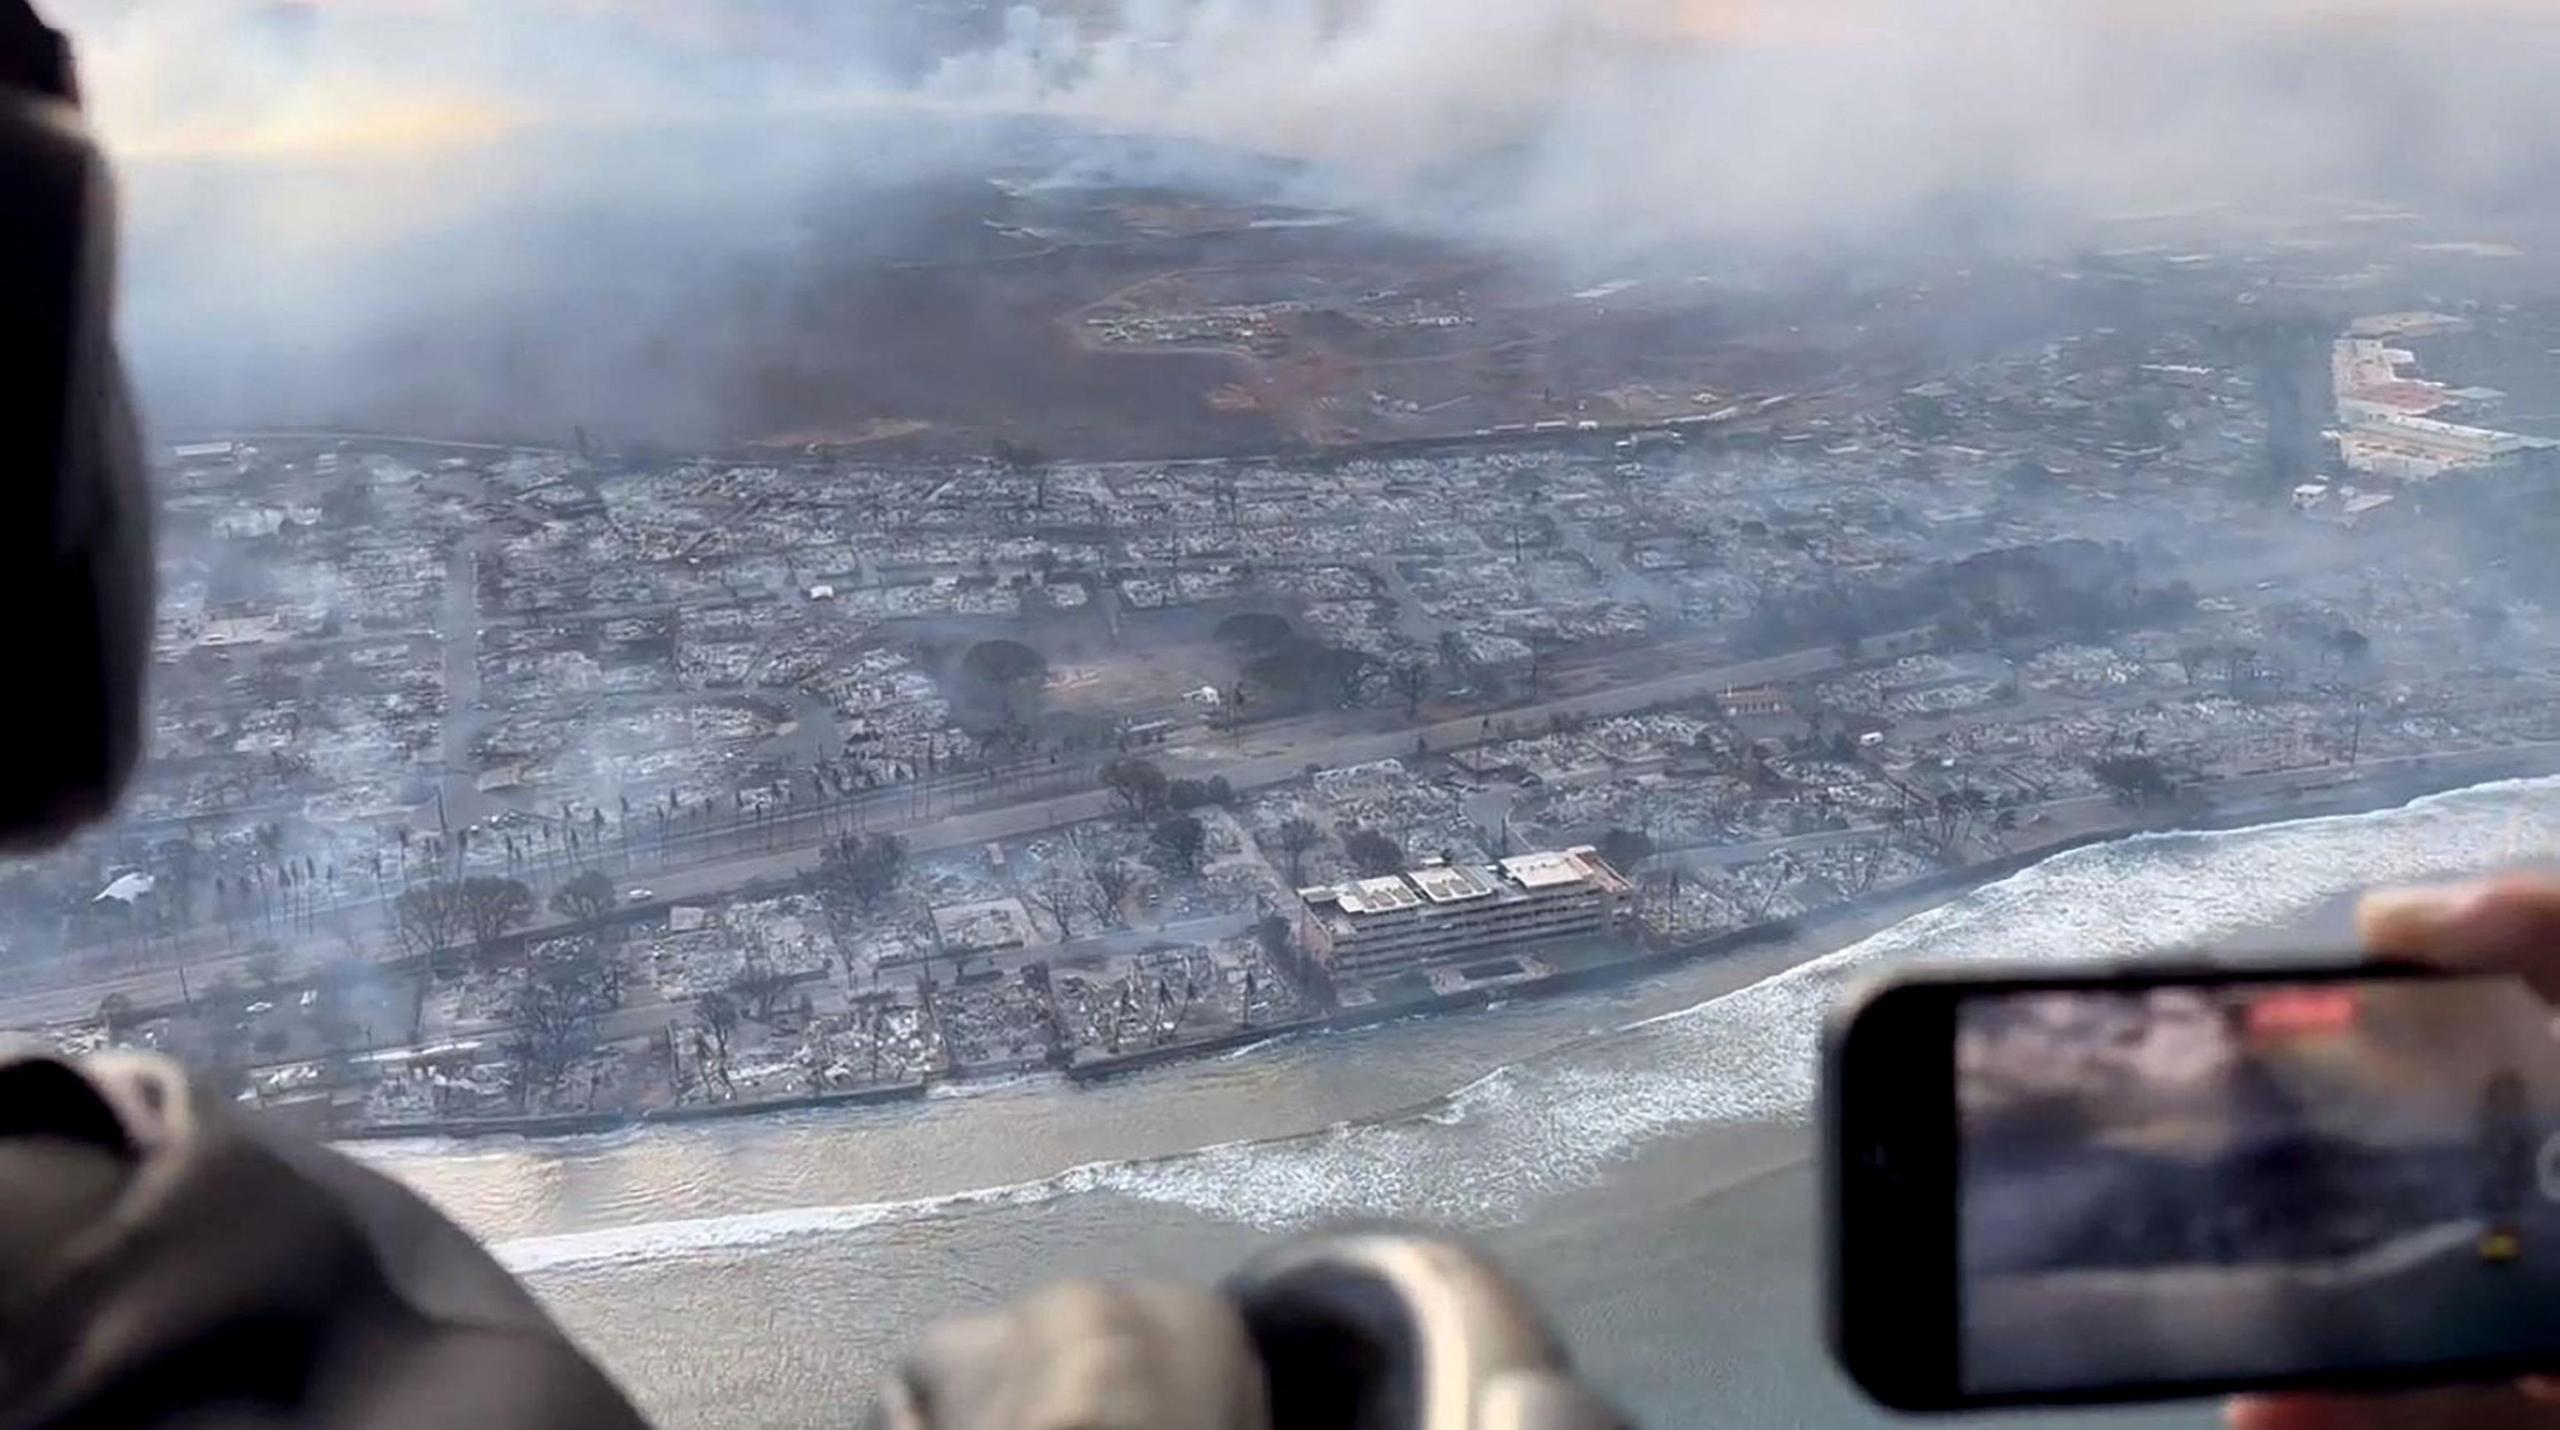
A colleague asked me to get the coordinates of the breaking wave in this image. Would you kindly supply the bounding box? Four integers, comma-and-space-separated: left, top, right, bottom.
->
496, 775, 2560, 1277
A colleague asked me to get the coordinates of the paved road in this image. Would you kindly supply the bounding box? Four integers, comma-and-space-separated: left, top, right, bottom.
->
17, 636, 2542, 1033
0, 641, 1855, 1027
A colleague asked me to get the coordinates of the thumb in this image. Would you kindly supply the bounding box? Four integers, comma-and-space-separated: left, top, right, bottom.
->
2361, 876, 2560, 1001
2234, 1385, 2560, 1430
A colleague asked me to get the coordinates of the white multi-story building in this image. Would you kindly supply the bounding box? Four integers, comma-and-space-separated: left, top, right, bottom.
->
2330, 329, 2551, 481
2337, 413, 2551, 482
1297, 847, 1633, 979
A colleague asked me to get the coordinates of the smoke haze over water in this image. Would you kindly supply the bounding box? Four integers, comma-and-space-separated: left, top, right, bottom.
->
42, 0, 2560, 442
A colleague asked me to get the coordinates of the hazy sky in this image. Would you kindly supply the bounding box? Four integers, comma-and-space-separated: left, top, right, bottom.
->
51, 0, 2560, 248
51, 0, 2560, 167
40, 0, 2560, 437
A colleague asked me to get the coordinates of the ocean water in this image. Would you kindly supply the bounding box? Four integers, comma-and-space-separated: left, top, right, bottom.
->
363, 776, 2560, 1427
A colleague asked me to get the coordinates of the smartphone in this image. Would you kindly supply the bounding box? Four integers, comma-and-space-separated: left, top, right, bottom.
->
1824, 960, 2560, 1410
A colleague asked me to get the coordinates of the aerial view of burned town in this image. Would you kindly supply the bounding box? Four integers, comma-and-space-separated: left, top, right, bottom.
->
14, 162, 2560, 1141
1959, 977, 2560, 1393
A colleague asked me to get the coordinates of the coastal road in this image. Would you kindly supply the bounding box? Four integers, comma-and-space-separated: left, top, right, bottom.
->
0, 640, 1858, 1028
13, 653, 2554, 1032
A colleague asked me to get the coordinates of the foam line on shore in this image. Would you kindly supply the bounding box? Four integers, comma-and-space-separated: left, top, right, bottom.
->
495, 775, 2560, 1275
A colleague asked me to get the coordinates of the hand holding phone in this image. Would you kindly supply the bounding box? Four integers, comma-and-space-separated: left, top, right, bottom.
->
1825, 876, 2560, 1418
2237, 878, 2560, 1430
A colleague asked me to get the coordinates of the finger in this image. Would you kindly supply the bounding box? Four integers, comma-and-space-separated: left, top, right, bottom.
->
2231, 1391, 2366, 1430
2235, 1385, 2560, 1430
2359, 876, 2560, 999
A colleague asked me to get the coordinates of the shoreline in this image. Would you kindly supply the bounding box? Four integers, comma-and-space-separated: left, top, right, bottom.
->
334, 746, 2560, 1145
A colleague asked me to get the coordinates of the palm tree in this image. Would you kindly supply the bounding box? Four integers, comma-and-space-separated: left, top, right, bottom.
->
1956, 786, 1992, 845
1933, 791, 1963, 850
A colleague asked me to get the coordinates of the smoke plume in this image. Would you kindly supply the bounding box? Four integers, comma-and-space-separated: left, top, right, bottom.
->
39, 0, 2560, 444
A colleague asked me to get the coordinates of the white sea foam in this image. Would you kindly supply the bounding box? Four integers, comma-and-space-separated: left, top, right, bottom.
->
925, 1072, 1048, 1099
502, 1176, 1060, 1274
1218, 1034, 1295, 1061
495, 777, 2560, 1276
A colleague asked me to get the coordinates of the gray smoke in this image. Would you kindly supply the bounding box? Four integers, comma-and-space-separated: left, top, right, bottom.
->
42, 0, 2560, 443
928, 0, 2560, 259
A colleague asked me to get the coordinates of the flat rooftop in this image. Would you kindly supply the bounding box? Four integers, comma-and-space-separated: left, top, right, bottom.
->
1301, 847, 1630, 920
1335, 875, 1421, 914
1500, 851, 1590, 889
1409, 864, 1494, 903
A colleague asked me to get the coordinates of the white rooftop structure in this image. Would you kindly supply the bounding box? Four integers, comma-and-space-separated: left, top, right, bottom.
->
1334, 876, 1422, 914
1500, 851, 1591, 889
1297, 847, 1632, 978
2348, 311, 2468, 339
1408, 864, 1494, 903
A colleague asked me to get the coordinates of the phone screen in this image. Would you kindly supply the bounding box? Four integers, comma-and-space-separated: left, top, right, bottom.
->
1956, 973, 2560, 1396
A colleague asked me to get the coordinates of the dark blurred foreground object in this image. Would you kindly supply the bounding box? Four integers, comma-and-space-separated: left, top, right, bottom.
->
0, 0, 150, 848
0, 1049, 648, 1427
869, 1229, 1629, 1430
1, 1046, 1621, 1430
